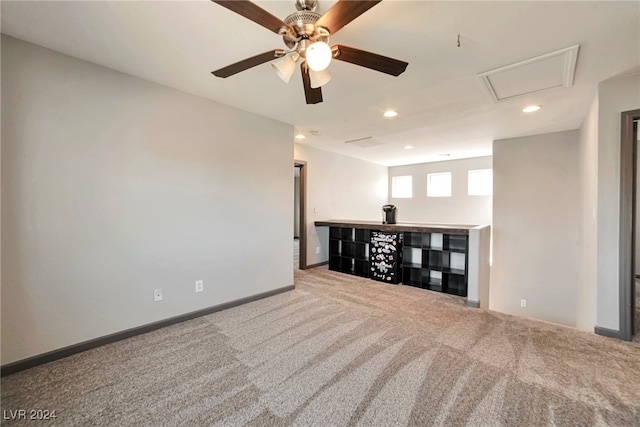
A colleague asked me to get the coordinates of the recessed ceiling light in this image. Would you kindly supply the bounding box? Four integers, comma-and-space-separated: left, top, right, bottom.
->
295, 134, 306, 139
383, 110, 398, 118
522, 105, 541, 113
404, 145, 414, 150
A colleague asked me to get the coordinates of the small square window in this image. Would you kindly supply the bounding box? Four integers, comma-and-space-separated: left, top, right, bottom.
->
468, 169, 493, 196
427, 172, 451, 197
392, 175, 412, 198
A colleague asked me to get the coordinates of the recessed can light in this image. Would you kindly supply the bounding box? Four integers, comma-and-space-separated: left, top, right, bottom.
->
522, 105, 541, 113
404, 145, 414, 150
295, 134, 306, 139
384, 110, 398, 118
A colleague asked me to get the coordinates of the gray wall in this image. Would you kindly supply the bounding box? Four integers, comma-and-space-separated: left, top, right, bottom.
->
595, 73, 640, 331
492, 131, 580, 327
388, 156, 492, 226
577, 91, 599, 332
294, 143, 388, 266
1, 36, 294, 364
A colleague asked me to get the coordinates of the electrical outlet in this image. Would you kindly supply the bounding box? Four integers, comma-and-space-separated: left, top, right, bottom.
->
154, 289, 163, 302
316, 247, 320, 254
520, 299, 527, 307
195, 280, 204, 293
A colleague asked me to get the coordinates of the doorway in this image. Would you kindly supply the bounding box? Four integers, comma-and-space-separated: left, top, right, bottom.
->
620, 110, 639, 341
294, 161, 307, 270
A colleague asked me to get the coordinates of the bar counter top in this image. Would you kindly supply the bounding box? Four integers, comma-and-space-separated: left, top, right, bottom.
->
314, 220, 477, 235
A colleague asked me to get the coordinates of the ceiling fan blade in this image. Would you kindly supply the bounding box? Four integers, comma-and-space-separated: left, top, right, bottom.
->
301, 63, 323, 104
332, 45, 408, 76
211, 1, 292, 34
212, 50, 284, 78
315, 0, 382, 35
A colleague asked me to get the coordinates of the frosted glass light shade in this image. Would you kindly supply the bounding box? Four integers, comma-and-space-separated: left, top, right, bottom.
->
306, 41, 332, 71
309, 69, 331, 88
271, 56, 296, 83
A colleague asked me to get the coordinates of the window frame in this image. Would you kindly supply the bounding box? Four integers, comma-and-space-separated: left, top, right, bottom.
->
427, 172, 452, 198
467, 168, 493, 196
391, 175, 413, 198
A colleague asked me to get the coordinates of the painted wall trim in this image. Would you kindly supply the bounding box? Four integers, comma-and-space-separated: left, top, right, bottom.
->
594, 325, 624, 340
295, 159, 307, 269
466, 300, 480, 308
1, 285, 295, 377
619, 109, 640, 341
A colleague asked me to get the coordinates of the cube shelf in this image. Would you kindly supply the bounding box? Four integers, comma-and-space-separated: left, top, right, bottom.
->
328, 227, 468, 297
354, 260, 370, 278
329, 227, 369, 278
342, 241, 355, 258
354, 242, 368, 260
445, 234, 467, 252
355, 229, 371, 242
341, 228, 354, 241
402, 231, 468, 297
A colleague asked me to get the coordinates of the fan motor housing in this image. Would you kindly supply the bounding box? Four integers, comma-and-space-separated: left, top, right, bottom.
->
295, 0, 318, 12
281, 11, 328, 49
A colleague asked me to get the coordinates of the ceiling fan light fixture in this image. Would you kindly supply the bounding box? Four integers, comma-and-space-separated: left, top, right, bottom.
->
271, 54, 298, 83
306, 41, 332, 71
309, 68, 331, 88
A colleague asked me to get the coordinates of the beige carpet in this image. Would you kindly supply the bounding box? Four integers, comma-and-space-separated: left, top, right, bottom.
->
2, 267, 640, 426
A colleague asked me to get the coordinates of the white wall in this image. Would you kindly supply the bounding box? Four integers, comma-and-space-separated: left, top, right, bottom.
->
577, 91, 599, 332
596, 73, 640, 331
492, 131, 580, 327
388, 157, 492, 226
1, 36, 293, 364
294, 143, 388, 266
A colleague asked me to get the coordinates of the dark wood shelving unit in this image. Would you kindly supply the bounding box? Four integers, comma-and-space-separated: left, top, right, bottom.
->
329, 226, 350, 274
403, 231, 468, 296
322, 222, 470, 297
353, 229, 371, 277
329, 226, 371, 277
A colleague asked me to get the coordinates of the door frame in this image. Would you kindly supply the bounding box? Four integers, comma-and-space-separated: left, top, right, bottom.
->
295, 160, 307, 269
619, 109, 639, 340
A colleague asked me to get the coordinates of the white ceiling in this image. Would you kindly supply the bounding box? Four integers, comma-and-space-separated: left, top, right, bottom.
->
2, 1, 639, 166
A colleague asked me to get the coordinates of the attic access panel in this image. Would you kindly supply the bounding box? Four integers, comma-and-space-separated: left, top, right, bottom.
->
477, 45, 579, 102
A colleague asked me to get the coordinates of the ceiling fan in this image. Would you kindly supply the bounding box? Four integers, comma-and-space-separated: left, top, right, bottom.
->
211, 0, 408, 104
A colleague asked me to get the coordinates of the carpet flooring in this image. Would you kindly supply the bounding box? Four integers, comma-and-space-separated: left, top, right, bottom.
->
2, 267, 640, 426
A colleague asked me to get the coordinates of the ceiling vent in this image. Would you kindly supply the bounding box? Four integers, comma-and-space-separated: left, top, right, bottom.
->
477, 45, 579, 103
344, 137, 383, 148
